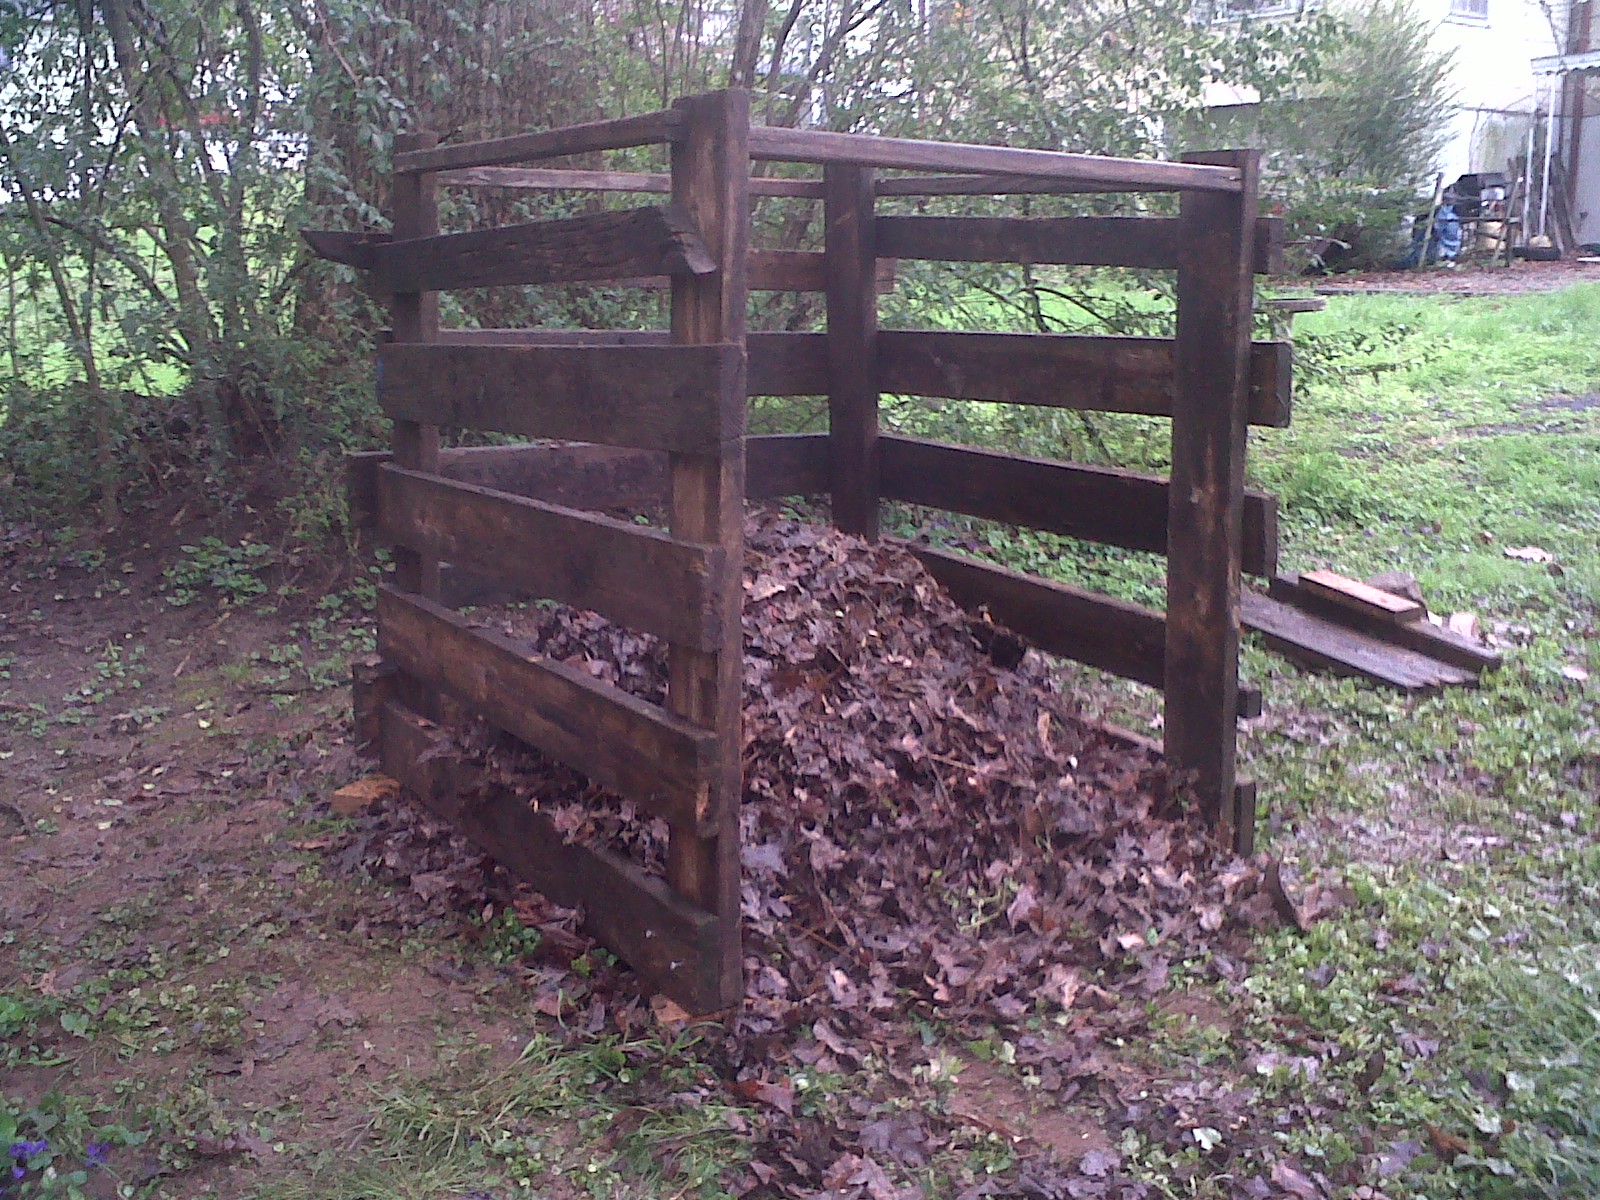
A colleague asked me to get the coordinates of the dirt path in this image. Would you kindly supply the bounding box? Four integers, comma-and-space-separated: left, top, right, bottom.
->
1306, 256, 1600, 295
0, 524, 565, 1197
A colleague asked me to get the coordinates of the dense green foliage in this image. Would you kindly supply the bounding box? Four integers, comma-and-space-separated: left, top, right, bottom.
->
0, 0, 1348, 525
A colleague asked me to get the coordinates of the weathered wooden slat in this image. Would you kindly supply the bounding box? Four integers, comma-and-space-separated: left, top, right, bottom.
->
376, 700, 724, 1011
1298, 569, 1426, 624
900, 542, 1262, 716
435, 165, 826, 198
377, 342, 743, 453
1241, 592, 1473, 693
349, 432, 825, 528
394, 109, 683, 174
748, 127, 1243, 192
749, 433, 829, 497
901, 541, 1165, 686
376, 465, 723, 649
377, 586, 721, 832
608, 250, 897, 293
875, 215, 1283, 275
427, 328, 828, 396
339, 207, 717, 293
1266, 575, 1501, 673
750, 331, 828, 395
877, 331, 1291, 428
879, 436, 1277, 577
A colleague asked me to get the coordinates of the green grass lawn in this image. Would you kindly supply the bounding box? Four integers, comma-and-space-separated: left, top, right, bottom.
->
974, 282, 1600, 1198
2, 282, 1595, 1200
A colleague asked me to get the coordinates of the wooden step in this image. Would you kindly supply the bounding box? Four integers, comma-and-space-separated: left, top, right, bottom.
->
1298, 569, 1426, 624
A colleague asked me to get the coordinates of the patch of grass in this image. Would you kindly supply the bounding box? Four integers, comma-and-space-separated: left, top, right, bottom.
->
928, 283, 1600, 1195
271, 1032, 756, 1200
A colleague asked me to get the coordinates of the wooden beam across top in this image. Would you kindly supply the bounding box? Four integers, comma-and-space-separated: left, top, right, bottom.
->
749, 126, 1244, 193
393, 109, 683, 174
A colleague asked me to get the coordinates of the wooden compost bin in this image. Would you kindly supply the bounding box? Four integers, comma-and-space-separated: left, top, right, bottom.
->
311, 88, 1291, 1013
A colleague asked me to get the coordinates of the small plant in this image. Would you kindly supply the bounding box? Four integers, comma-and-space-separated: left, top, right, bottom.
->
162, 538, 277, 608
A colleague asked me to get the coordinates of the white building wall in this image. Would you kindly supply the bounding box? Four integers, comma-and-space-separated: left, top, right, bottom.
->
1425, 0, 1563, 178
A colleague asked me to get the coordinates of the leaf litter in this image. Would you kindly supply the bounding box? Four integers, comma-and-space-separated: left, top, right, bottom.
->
330, 512, 1309, 1197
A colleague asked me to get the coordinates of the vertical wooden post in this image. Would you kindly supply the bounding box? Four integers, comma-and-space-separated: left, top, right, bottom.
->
388, 131, 441, 599
824, 163, 879, 540
667, 89, 750, 1010
1165, 150, 1258, 851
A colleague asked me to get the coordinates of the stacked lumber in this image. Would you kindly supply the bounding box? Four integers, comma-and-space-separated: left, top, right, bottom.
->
1243, 570, 1500, 693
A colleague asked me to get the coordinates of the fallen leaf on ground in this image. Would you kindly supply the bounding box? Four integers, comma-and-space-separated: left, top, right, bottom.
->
330, 774, 401, 816
1503, 545, 1553, 563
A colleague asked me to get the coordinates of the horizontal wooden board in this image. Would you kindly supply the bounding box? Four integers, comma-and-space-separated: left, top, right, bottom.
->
376, 699, 727, 1011
1298, 569, 1425, 624
376, 465, 723, 649
879, 436, 1277, 577
350, 432, 824, 530
749, 433, 828, 497
377, 586, 721, 832
876, 215, 1282, 275
429, 327, 825, 396
608, 250, 897, 293
394, 109, 682, 174
377, 342, 744, 453
435, 166, 826, 198
749, 126, 1243, 193
901, 542, 1262, 717
878, 331, 1291, 428
901, 541, 1166, 686
323, 207, 715, 293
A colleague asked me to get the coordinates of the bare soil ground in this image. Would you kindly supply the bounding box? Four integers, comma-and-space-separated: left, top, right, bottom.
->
0, 513, 1347, 1200
1306, 256, 1600, 295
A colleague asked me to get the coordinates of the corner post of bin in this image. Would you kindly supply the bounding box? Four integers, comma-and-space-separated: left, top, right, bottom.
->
665, 88, 751, 1011
1165, 149, 1258, 851
824, 161, 879, 540
384, 131, 444, 734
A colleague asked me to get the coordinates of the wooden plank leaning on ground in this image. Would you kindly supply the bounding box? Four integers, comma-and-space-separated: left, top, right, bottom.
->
304, 206, 715, 293
879, 435, 1278, 578
898, 542, 1261, 717
374, 464, 725, 650
1265, 575, 1500, 674
377, 586, 721, 833
375, 699, 724, 1011
876, 215, 1284, 275
877, 331, 1291, 428
376, 341, 744, 454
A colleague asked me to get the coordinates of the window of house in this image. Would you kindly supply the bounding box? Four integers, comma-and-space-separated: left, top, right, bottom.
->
1209, 0, 1304, 20
1448, 0, 1489, 21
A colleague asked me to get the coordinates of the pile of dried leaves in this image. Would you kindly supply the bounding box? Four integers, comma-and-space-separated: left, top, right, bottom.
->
335, 512, 1296, 1198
